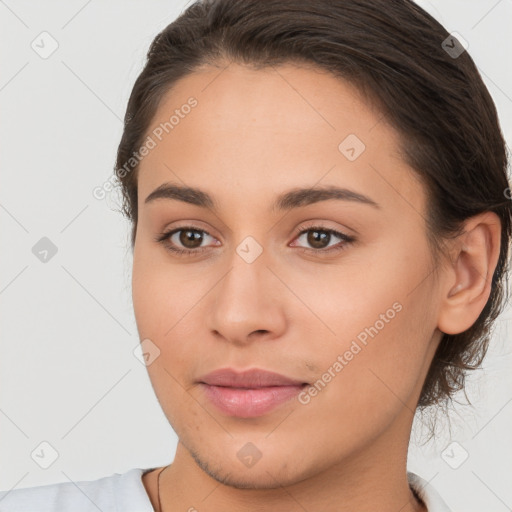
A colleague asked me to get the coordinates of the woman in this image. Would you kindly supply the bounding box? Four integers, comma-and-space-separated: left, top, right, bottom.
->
1, 0, 510, 510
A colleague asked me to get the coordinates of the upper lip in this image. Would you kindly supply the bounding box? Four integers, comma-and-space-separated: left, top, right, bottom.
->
199, 368, 307, 388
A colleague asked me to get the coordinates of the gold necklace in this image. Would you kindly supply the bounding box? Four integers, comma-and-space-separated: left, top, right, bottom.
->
157, 466, 166, 512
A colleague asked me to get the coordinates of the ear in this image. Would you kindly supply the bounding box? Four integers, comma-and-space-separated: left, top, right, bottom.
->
437, 211, 502, 335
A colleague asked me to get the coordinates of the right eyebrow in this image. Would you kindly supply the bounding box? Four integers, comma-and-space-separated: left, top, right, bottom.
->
145, 182, 216, 209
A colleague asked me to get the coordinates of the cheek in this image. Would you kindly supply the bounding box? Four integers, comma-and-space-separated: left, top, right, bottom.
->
132, 252, 199, 424
291, 237, 436, 408
131, 240, 199, 337
289, 299, 434, 457
131, 244, 210, 403
286, 235, 430, 346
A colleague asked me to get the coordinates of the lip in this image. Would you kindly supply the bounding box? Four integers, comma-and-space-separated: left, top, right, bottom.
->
199, 368, 306, 387
198, 368, 308, 418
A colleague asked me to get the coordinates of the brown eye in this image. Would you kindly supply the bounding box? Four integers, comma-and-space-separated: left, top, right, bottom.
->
155, 226, 219, 256
178, 229, 205, 249
305, 230, 331, 249
291, 225, 356, 256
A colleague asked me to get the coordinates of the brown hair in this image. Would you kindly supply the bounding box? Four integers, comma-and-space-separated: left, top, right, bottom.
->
114, 0, 512, 411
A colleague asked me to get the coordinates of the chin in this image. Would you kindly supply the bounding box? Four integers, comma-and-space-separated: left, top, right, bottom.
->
188, 443, 310, 490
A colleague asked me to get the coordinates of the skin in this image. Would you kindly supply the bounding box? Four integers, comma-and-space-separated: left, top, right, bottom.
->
132, 62, 501, 512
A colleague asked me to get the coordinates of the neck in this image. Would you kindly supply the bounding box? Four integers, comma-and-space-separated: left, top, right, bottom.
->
157, 421, 426, 512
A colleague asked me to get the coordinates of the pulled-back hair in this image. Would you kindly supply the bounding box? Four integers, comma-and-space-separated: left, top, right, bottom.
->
114, 0, 512, 410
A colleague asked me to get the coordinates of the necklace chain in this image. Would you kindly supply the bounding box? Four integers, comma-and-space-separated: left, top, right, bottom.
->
157, 466, 165, 512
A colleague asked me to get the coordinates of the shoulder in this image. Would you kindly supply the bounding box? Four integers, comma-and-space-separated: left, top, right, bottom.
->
0, 467, 155, 512
408, 471, 452, 512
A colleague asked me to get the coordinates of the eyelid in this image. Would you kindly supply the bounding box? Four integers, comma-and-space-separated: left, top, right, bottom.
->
155, 221, 356, 256
293, 221, 354, 238
290, 222, 356, 252
155, 225, 218, 247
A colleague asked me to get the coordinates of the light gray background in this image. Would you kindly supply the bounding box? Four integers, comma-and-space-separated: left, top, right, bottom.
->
1, 1, 511, 510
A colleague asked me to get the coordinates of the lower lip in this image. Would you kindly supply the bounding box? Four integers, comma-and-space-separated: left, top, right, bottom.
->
200, 383, 306, 418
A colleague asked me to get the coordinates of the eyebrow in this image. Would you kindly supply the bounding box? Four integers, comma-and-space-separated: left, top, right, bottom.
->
144, 182, 380, 211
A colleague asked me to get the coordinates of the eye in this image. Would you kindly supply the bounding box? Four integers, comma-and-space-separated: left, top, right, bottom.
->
155, 223, 356, 257
290, 224, 356, 255
155, 226, 219, 257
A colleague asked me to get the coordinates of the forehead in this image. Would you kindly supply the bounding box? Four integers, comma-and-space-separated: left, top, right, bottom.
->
144, 61, 385, 150
137, 62, 424, 215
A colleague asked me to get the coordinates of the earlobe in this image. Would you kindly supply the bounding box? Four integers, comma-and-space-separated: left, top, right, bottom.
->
437, 212, 501, 335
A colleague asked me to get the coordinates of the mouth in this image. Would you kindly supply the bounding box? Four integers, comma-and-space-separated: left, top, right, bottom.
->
198, 368, 309, 418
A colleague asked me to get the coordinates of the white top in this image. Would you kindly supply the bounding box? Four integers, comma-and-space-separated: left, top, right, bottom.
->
0, 468, 452, 511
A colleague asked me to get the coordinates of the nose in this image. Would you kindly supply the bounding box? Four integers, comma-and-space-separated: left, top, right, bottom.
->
205, 251, 288, 347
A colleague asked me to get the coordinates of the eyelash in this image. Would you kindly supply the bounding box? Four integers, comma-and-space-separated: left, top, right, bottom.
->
154, 224, 356, 258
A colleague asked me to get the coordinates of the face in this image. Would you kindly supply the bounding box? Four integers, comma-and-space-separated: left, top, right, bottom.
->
132, 62, 443, 488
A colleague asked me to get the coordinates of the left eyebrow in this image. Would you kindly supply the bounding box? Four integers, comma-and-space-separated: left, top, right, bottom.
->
273, 185, 381, 212
144, 182, 381, 211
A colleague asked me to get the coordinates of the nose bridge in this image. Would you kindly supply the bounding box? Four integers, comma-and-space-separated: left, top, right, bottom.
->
218, 226, 271, 304
206, 242, 286, 344
217, 246, 270, 319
